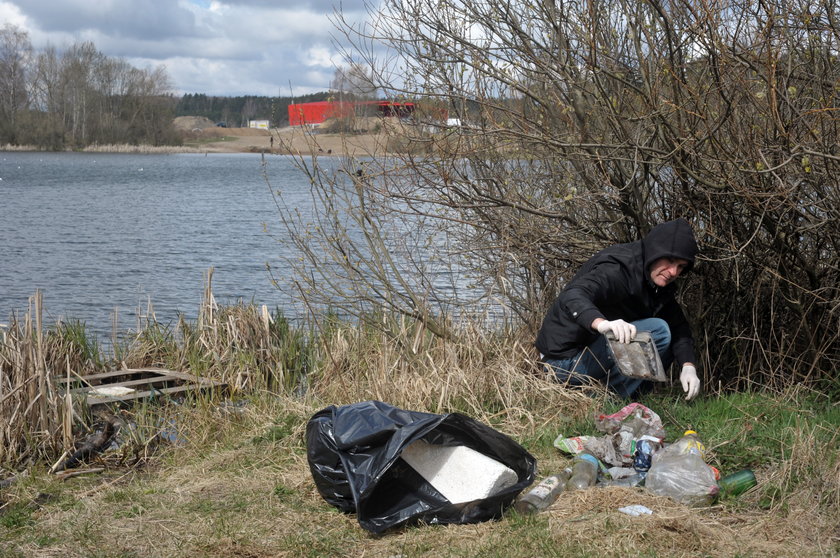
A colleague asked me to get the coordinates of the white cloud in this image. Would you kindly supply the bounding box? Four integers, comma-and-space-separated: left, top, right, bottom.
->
3, 0, 378, 96
305, 45, 337, 68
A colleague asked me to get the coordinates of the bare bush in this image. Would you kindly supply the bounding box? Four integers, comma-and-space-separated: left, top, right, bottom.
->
279, 0, 839, 389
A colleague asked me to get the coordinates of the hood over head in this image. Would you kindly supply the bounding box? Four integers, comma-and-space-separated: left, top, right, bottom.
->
642, 218, 698, 274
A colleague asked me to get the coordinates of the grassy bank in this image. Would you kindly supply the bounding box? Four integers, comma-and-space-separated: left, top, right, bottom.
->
1, 291, 837, 557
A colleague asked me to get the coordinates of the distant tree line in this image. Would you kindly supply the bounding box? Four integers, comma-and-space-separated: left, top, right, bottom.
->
176, 64, 384, 128
0, 23, 347, 148
176, 92, 332, 128
0, 24, 179, 149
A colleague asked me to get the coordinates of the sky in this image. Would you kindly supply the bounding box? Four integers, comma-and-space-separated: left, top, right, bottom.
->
0, 0, 375, 97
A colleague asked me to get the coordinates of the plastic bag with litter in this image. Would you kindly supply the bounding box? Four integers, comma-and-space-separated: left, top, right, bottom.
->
645, 450, 719, 506
306, 400, 537, 534
576, 403, 666, 467
593, 402, 665, 439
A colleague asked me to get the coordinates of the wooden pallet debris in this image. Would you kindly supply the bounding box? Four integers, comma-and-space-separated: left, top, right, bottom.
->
55, 367, 225, 406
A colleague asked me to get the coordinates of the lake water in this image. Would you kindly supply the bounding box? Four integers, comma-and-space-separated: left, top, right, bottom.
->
0, 151, 315, 341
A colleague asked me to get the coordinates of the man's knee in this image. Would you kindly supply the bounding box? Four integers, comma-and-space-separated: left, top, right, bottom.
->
635, 317, 671, 350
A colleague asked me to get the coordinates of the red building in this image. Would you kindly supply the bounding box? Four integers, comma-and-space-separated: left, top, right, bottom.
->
288, 101, 415, 126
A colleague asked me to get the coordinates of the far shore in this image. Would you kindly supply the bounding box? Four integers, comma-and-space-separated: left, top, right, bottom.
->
1, 125, 392, 157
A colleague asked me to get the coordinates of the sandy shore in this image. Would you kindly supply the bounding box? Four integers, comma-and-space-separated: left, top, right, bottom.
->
3, 120, 400, 156
191, 125, 389, 157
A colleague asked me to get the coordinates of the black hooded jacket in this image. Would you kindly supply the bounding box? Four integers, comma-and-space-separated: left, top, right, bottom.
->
535, 218, 699, 367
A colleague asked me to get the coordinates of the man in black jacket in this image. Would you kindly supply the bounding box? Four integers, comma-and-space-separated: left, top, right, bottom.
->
536, 218, 701, 400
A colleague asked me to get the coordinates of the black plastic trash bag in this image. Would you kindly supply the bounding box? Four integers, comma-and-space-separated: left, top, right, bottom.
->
306, 400, 537, 534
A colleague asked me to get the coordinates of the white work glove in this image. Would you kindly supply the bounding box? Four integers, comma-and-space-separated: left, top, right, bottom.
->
680, 364, 701, 401
596, 319, 637, 344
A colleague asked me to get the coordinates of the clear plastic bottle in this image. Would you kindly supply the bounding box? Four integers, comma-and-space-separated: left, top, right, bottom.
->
565, 453, 599, 491
514, 469, 572, 514
670, 430, 706, 460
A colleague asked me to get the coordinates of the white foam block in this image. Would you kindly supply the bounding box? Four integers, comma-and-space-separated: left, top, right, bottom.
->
400, 440, 518, 504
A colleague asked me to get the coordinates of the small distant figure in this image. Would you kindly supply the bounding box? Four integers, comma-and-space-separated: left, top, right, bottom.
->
270, 136, 274, 150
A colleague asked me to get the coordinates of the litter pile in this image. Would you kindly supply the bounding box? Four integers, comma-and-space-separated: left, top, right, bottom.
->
306, 401, 756, 534
549, 403, 756, 509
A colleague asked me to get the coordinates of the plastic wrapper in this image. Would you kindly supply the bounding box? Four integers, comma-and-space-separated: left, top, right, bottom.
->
594, 403, 665, 439
582, 435, 629, 467
553, 434, 595, 455
306, 400, 537, 534
645, 452, 719, 506
579, 403, 666, 467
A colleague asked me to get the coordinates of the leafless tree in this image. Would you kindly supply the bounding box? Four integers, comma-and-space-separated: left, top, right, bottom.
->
330, 62, 379, 98
0, 24, 33, 142
8, 32, 175, 147
277, 0, 839, 388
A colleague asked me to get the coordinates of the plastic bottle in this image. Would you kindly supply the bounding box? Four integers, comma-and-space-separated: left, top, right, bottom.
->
633, 435, 662, 472
718, 469, 757, 498
514, 469, 572, 514
565, 453, 599, 491
645, 452, 719, 506
670, 430, 706, 460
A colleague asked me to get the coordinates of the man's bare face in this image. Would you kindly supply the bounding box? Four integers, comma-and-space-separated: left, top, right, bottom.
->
649, 257, 690, 287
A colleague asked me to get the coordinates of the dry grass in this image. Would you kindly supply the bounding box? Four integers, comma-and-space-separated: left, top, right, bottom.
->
309, 317, 596, 437
1, 286, 838, 557
3, 396, 836, 558
0, 292, 65, 468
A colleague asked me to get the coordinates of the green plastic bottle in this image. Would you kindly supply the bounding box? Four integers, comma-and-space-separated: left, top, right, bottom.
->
718, 469, 757, 498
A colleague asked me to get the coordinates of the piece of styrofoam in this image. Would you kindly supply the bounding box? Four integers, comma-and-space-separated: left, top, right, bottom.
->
89, 386, 135, 397
400, 439, 518, 504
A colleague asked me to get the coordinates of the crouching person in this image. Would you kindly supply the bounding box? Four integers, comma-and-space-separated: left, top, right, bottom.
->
536, 218, 701, 400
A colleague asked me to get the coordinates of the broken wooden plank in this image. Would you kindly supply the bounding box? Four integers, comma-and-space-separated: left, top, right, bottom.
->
66, 373, 218, 394
53, 367, 201, 385
54, 367, 226, 406
85, 382, 224, 406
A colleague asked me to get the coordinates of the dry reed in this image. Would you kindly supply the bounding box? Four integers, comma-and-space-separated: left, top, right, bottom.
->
0, 272, 597, 471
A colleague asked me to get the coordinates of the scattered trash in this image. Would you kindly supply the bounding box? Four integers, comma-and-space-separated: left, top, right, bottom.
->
553, 407, 755, 508
607, 466, 636, 479
566, 453, 599, 491
645, 431, 719, 506
618, 504, 653, 516
572, 403, 666, 468
718, 469, 757, 498
668, 430, 706, 460
601, 472, 646, 487
515, 469, 572, 514
602, 466, 645, 487
306, 400, 536, 534
553, 434, 595, 455
632, 435, 662, 473
594, 403, 665, 438
605, 331, 668, 382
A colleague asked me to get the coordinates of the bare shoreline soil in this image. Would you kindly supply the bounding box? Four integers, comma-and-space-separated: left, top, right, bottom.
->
178, 116, 390, 157
203, 126, 387, 156
0, 120, 390, 157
